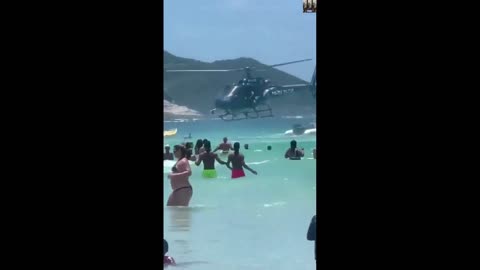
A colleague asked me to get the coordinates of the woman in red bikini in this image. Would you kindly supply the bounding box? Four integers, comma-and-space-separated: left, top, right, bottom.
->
167, 145, 193, 206
226, 142, 257, 179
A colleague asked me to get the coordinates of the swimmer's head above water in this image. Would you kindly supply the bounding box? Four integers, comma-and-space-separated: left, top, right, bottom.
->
223, 137, 228, 143
165, 145, 171, 152
233, 142, 240, 154
244, 144, 249, 150
164, 239, 168, 256
267, 145, 272, 151
290, 140, 297, 149
204, 140, 212, 152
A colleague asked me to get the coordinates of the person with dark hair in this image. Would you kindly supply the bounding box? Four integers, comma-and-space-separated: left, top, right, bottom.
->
267, 145, 272, 151
226, 142, 257, 179
244, 144, 249, 150
164, 145, 174, 160
167, 145, 193, 206
199, 139, 208, 154
195, 140, 227, 178
307, 215, 317, 260
284, 140, 304, 160
213, 137, 233, 154
164, 239, 176, 267
194, 139, 204, 155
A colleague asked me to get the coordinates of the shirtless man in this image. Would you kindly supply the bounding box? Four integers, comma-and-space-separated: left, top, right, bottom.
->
164, 145, 174, 160
195, 140, 227, 178
214, 137, 233, 154
284, 140, 305, 160
226, 142, 257, 179
167, 145, 193, 206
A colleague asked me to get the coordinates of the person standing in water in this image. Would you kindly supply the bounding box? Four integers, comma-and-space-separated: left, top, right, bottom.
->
195, 140, 227, 178
284, 140, 305, 160
226, 142, 257, 179
164, 145, 174, 160
214, 137, 234, 154
167, 145, 193, 206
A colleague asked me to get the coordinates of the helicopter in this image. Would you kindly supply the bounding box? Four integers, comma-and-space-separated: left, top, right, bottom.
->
166, 59, 316, 121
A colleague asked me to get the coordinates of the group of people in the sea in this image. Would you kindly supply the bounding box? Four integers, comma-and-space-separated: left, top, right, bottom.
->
164, 137, 259, 207
163, 136, 317, 267
163, 137, 316, 207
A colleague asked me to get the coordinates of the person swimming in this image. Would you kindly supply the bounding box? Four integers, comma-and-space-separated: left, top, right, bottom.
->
284, 140, 304, 160
267, 145, 272, 151
167, 145, 193, 206
226, 142, 257, 179
164, 145, 174, 160
244, 143, 249, 150
195, 140, 227, 178
164, 239, 176, 267
214, 137, 233, 154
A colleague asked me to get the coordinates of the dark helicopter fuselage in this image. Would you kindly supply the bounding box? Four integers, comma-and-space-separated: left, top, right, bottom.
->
214, 77, 270, 112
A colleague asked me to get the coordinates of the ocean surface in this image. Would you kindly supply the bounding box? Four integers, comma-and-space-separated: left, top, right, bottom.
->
164, 116, 317, 270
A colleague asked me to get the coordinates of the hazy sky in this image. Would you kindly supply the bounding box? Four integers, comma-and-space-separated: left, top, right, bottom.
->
164, 0, 316, 81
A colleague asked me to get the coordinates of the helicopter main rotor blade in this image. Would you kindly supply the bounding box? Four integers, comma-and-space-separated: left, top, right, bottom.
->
166, 69, 234, 72
268, 59, 312, 68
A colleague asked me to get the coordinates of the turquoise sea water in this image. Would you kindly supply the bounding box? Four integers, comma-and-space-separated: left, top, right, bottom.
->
164, 117, 316, 270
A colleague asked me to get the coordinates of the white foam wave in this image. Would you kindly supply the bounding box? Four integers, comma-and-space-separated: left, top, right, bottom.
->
246, 160, 270, 165
263, 201, 287, 208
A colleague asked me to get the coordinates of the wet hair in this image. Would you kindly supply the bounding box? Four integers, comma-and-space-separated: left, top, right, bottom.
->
290, 140, 297, 149
267, 145, 272, 150
194, 139, 203, 150
234, 142, 240, 155
223, 137, 228, 143
185, 142, 193, 149
164, 239, 168, 256
244, 144, 249, 150
203, 139, 208, 145
204, 140, 212, 153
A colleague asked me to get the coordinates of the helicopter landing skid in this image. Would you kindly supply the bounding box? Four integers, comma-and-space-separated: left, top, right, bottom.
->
219, 107, 273, 121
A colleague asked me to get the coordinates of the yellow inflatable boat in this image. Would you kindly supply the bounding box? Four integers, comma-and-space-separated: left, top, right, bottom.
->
163, 128, 177, 137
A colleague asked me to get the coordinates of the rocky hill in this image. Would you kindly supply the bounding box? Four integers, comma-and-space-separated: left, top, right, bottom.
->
163, 51, 315, 117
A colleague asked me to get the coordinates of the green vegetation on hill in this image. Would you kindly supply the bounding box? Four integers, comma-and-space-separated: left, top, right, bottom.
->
164, 51, 315, 116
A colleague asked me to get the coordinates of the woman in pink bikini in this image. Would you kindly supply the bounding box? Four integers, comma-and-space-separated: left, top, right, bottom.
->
226, 142, 257, 179
167, 145, 193, 206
